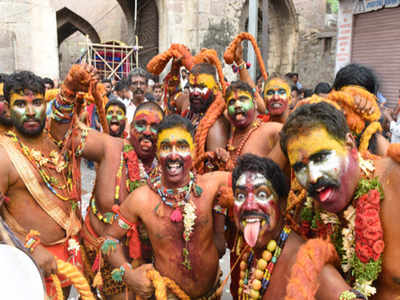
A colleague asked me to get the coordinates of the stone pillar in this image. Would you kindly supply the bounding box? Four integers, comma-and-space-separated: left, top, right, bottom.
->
0, 0, 59, 79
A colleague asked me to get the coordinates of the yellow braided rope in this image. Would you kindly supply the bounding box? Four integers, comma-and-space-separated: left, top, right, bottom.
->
359, 121, 382, 152
51, 274, 64, 300
56, 259, 95, 300
146, 269, 190, 300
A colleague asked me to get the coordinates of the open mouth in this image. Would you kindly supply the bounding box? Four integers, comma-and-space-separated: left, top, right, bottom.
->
315, 186, 334, 203
234, 110, 246, 122
139, 138, 153, 151
23, 120, 40, 129
109, 120, 120, 131
240, 214, 269, 248
270, 102, 283, 109
166, 159, 183, 176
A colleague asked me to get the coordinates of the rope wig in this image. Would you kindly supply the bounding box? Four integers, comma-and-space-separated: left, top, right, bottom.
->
147, 44, 193, 75
145, 269, 190, 300
89, 81, 109, 134
193, 49, 227, 94
51, 274, 64, 300
56, 259, 96, 300
224, 32, 268, 81
285, 239, 338, 300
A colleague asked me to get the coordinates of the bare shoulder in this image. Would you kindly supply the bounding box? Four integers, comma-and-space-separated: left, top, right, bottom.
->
259, 121, 282, 134
199, 171, 230, 188
121, 184, 152, 214
206, 116, 230, 151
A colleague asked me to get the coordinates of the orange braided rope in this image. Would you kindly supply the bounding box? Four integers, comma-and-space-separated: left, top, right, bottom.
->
51, 274, 64, 300
147, 44, 193, 75
224, 32, 268, 81
90, 81, 109, 134
285, 239, 338, 300
387, 143, 400, 163
193, 91, 226, 174
193, 49, 226, 94
56, 259, 95, 300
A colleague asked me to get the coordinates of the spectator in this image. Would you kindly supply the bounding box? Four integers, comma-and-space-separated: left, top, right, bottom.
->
42, 77, 54, 91
313, 82, 331, 98
128, 67, 148, 107
152, 82, 164, 108
286, 72, 302, 89
101, 78, 113, 98
290, 85, 300, 109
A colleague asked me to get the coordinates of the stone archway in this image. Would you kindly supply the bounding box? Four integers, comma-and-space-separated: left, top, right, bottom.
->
241, 0, 298, 75
56, 7, 100, 45
116, 0, 159, 69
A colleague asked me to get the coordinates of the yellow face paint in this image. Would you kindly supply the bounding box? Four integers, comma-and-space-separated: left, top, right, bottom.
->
0, 82, 4, 97
264, 78, 291, 102
287, 126, 346, 166
157, 127, 195, 156
189, 73, 218, 91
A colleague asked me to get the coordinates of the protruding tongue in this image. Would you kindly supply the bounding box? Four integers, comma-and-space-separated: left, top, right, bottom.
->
319, 187, 333, 203
235, 113, 245, 121
243, 220, 260, 248
0, 102, 4, 115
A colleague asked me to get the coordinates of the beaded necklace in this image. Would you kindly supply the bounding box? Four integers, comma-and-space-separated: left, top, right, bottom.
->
6, 130, 73, 201
227, 119, 262, 163
148, 172, 202, 270
238, 225, 291, 300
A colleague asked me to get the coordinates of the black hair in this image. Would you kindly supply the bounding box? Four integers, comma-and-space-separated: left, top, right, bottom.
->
333, 63, 379, 95
42, 77, 54, 89
314, 82, 331, 95
105, 99, 126, 114
280, 102, 349, 158
225, 80, 255, 99
145, 92, 155, 102
0, 73, 8, 83
157, 114, 195, 138
134, 101, 164, 119
4, 71, 45, 102
303, 89, 313, 98
285, 72, 298, 79
191, 63, 217, 78
101, 78, 112, 84
232, 154, 289, 203
153, 82, 162, 90
128, 67, 149, 83
291, 85, 300, 93
114, 79, 129, 92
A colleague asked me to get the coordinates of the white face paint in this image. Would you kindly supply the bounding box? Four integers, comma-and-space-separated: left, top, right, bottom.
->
189, 86, 210, 96
234, 172, 277, 206
294, 150, 348, 187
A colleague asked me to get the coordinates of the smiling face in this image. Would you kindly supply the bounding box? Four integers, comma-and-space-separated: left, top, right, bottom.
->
226, 90, 256, 129
188, 73, 217, 113
130, 109, 163, 160
157, 127, 194, 188
287, 126, 358, 213
106, 105, 126, 137
233, 171, 280, 248
10, 89, 46, 137
264, 78, 291, 116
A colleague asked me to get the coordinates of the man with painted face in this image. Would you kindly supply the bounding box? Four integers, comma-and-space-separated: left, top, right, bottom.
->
105, 99, 127, 138
102, 114, 231, 300
280, 102, 400, 299
263, 76, 292, 123
231, 154, 350, 299
0, 71, 83, 299
221, 81, 283, 166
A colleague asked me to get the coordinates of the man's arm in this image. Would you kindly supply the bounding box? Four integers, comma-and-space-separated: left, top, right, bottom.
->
315, 264, 351, 299
206, 117, 230, 152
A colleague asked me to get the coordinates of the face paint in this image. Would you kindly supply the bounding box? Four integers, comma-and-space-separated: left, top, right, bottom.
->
264, 78, 291, 116
287, 126, 357, 213
157, 127, 194, 188
188, 73, 217, 113
130, 109, 163, 160
233, 172, 279, 248
226, 90, 256, 129
106, 105, 126, 137
10, 89, 46, 137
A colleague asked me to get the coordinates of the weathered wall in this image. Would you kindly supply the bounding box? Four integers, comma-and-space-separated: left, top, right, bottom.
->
0, 0, 59, 78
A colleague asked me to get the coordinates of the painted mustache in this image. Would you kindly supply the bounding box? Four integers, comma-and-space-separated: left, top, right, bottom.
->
240, 211, 270, 224
306, 177, 339, 198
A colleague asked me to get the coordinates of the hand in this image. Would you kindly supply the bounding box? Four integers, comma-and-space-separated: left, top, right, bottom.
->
31, 244, 58, 278
64, 64, 98, 93
383, 108, 394, 122
234, 42, 244, 65
354, 95, 375, 115
124, 264, 154, 299
215, 147, 230, 163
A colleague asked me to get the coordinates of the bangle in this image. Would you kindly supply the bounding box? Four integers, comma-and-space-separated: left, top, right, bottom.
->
232, 61, 251, 73
111, 263, 132, 282
24, 230, 40, 253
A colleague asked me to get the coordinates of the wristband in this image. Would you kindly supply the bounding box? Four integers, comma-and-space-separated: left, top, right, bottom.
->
24, 230, 40, 253
111, 263, 132, 282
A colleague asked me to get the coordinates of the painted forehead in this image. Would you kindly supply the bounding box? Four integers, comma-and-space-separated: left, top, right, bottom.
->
235, 171, 278, 197
134, 109, 162, 122
287, 126, 346, 164
265, 78, 290, 92
226, 90, 253, 102
10, 89, 44, 103
106, 105, 125, 113
189, 73, 217, 86
157, 127, 194, 150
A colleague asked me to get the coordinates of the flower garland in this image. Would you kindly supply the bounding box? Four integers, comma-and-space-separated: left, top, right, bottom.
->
148, 172, 202, 270
6, 130, 73, 202
298, 154, 384, 298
